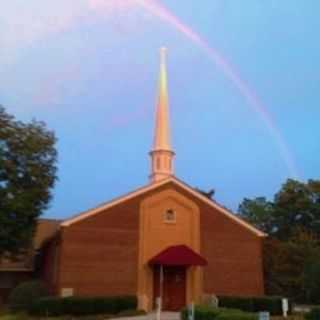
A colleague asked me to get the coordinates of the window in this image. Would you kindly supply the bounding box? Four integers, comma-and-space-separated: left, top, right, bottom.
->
164, 209, 176, 223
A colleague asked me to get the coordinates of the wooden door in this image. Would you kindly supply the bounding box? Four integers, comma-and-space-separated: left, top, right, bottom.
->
153, 266, 186, 311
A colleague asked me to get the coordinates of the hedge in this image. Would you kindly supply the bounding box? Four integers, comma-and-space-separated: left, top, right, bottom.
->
8, 281, 49, 312
29, 295, 137, 316
217, 296, 290, 316
305, 307, 320, 320
181, 305, 257, 320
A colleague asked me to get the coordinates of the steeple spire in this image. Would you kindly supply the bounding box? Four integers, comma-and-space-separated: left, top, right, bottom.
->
150, 48, 175, 183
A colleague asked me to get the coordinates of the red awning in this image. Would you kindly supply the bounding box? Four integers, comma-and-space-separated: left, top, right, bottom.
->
149, 245, 207, 266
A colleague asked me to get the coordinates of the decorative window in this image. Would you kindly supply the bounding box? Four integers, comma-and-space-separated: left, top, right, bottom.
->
164, 209, 176, 223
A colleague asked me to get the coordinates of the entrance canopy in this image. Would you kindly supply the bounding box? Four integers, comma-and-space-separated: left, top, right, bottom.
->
149, 245, 207, 266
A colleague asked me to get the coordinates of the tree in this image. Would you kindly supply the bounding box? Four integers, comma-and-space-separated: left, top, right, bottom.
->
238, 179, 320, 303
303, 250, 320, 304
238, 197, 274, 234
264, 236, 313, 302
238, 179, 320, 240
273, 179, 320, 240
0, 106, 57, 257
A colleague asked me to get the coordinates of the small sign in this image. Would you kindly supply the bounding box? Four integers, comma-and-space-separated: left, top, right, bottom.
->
188, 303, 194, 320
259, 312, 270, 320
61, 288, 74, 297
282, 298, 289, 317
210, 295, 219, 308
156, 297, 162, 320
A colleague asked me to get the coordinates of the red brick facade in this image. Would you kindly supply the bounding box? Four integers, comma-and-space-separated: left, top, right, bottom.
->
43, 180, 264, 306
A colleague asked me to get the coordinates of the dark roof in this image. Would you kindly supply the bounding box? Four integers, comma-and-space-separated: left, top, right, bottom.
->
0, 219, 60, 272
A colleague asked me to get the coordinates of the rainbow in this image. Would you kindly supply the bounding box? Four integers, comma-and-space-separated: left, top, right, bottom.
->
133, 0, 299, 178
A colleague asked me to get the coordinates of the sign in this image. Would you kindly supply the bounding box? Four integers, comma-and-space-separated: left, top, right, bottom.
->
259, 312, 270, 320
210, 295, 219, 308
188, 303, 194, 320
282, 298, 289, 317
156, 297, 162, 320
61, 288, 74, 297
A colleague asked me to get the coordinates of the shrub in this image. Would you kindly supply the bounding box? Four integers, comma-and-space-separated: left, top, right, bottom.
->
217, 296, 288, 316
216, 309, 257, 320
218, 297, 254, 313
251, 296, 283, 315
29, 295, 137, 316
305, 307, 320, 320
181, 305, 257, 320
8, 280, 49, 312
116, 309, 146, 317
181, 305, 220, 320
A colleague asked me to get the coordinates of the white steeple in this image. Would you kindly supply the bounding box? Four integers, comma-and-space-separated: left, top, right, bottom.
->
150, 47, 175, 183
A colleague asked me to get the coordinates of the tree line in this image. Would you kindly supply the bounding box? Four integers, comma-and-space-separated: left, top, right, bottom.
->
239, 179, 320, 304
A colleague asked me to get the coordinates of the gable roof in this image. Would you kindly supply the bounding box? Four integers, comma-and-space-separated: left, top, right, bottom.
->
61, 177, 266, 237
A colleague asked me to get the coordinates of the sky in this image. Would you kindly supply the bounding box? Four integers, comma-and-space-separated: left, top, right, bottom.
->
1, 0, 319, 219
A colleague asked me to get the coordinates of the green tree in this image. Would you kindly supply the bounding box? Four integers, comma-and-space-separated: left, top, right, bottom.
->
0, 106, 57, 257
238, 197, 274, 234
273, 179, 320, 240
239, 179, 320, 303
238, 179, 320, 240
264, 231, 320, 303
303, 251, 320, 304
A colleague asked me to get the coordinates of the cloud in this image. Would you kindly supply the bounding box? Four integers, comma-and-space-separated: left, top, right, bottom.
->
88, 0, 136, 12
0, 0, 147, 67
0, 1, 89, 66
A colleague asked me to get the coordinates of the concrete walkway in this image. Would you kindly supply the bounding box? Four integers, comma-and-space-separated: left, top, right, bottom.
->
115, 312, 180, 320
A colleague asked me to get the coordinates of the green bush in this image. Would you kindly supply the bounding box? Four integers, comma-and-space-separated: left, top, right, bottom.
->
8, 280, 49, 312
251, 296, 283, 315
29, 295, 137, 316
217, 297, 254, 313
181, 305, 220, 320
116, 309, 146, 317
181, 305, 257, 320
305, 307, 320, 320
217, 296, 288, 315
216, 309, 257, 320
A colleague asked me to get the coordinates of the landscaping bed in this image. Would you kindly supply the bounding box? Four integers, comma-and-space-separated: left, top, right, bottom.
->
181, 305, 258, 320
0, 309, 146, 320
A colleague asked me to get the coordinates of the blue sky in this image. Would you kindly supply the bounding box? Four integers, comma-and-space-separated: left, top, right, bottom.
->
1, 0, 319, 219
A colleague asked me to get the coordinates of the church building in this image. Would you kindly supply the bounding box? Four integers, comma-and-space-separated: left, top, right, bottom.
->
39, 48, 265, 311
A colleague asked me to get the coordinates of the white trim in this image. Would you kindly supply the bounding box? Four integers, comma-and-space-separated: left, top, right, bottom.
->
172, 178, 266, 237
61, 177, 266, 237
61, 178, 173, 227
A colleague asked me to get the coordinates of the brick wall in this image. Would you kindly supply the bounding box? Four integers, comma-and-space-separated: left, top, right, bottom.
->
48, 181, 264, 298
167, 183, 265, 296
56, 197, 140, 296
